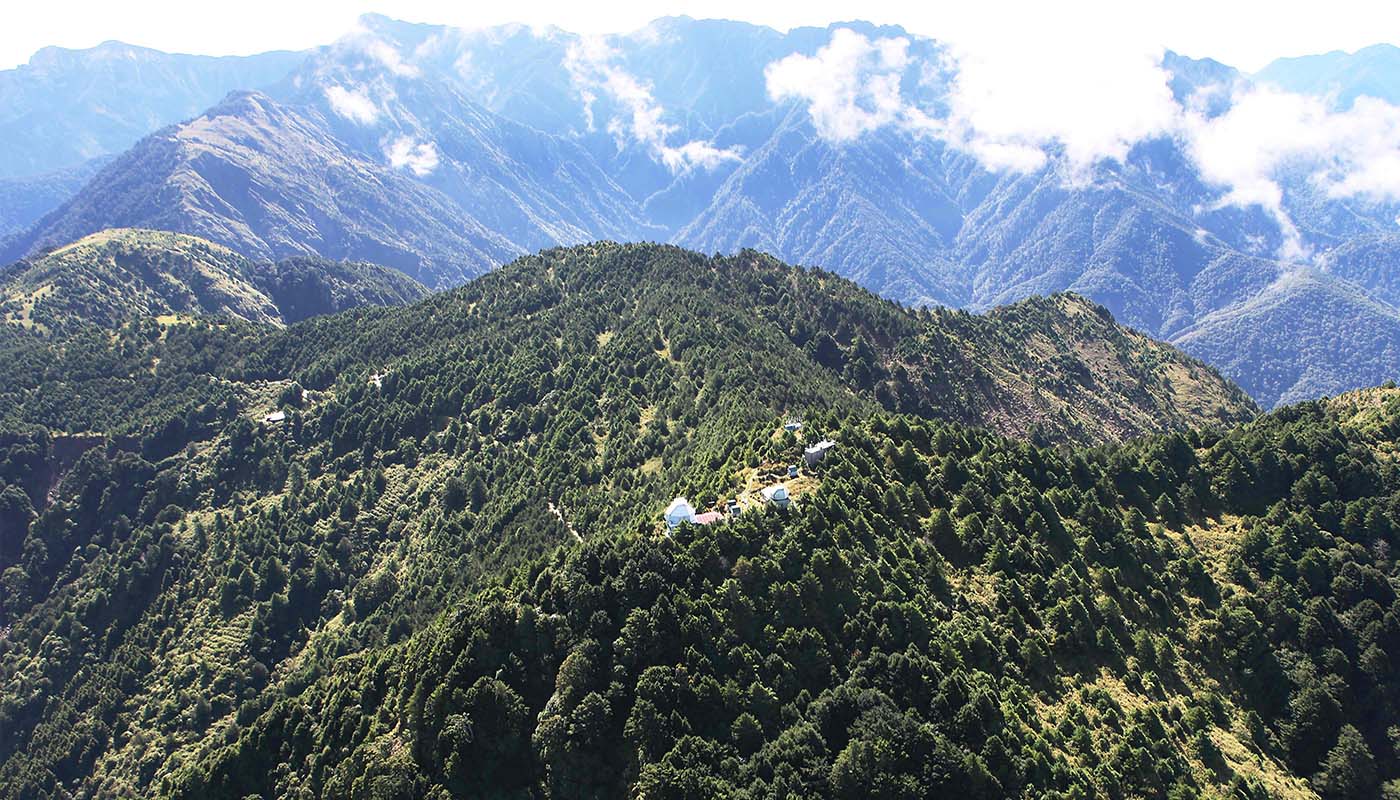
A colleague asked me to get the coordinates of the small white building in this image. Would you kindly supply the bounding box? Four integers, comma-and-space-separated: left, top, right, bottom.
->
263, 410, 287, 426
664, 497, 697, 528
804, 440, 835, 467
761, 485, 790, 509
784, 420, 804, 432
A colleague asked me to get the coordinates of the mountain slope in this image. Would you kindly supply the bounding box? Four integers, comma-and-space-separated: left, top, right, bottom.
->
9, 17, 1400, 408
0, 41, 306, 178
0, 156, 112, 237
1171, 269, 1400, 407
274, 21, 659, 250
676, 112, 975, 308
253, 255, 430, 325
216, 243, 1255, 444
2, 93, 518, 286
1256, 44, 1400, 106
0, 228, 428, 334
0, 244, 1392, 798
171, 388, 1400, 799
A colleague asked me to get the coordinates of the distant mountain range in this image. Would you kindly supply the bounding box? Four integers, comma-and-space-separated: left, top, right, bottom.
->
3, 15, 1400, 407
0, 41, 304, 179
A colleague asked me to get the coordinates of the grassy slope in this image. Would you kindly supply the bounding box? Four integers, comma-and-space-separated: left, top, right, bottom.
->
0, 228, 430, 336
1, 228, 280, 333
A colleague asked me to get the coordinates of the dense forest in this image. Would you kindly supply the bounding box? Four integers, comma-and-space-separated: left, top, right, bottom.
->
7, 241, 1385, 799
173, 390, 1400, 799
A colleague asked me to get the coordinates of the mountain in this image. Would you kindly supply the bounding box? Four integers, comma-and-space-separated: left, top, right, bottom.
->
6, 17, 1397, 408
272, 21, 659, 252
0, 228, 427, 334
0, 242, 1253, 443
0, 41, 306, 179
1172, 268, 1400, 407
0, 156, 112, 237
676, 112, 975, 308
172, 387, 1400, 800
253, 255, 431, 324
6, 244, 1399, 798
1256, 44, 1400, 106
0, 93, 520, 286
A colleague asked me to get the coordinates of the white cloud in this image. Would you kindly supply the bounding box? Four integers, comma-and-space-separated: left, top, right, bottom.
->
657, 140, 745, 172
336, 21, 422, 78
765, 28, 922, 142
363, 36, 420, 77
1182, 88, 1400, 258
385, 135, 440, 176
768, 25, 1400, 261
766, 25, 1180, 177
940, 31, 1180, 176
564, 36, 742, 173
325, 84, 379, 124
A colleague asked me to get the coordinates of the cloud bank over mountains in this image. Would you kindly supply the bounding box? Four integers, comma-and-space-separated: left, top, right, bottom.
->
766, 25, 1400, 261
564, 35, 743, 173
765, 28, 928, 143
305, 11, 1400, 260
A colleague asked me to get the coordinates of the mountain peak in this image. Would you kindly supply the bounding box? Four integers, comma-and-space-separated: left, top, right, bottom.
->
23, 40, 156, 69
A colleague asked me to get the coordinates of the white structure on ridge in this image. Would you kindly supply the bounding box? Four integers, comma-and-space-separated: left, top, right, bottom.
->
761, 485, 790, 509
804, 440, 835, 467
664, 497, 697, 528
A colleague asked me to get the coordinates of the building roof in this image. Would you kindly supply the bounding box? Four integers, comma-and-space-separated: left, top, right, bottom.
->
263, 410, 286, 424
761, 485, 789, 501
804, 439, 835, 455
693, 511, 723, 525
665, 497, 696, 521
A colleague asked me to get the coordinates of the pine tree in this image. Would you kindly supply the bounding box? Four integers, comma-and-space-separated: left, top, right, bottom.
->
1312, 725, 1379, 800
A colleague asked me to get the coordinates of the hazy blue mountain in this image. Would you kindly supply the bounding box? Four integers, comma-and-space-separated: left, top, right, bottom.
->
268, 22, 658, 249
1162, 50, 1241, 111
0, 156, 111, 237
0, 41, 306, 178
1256, 43, 1400, 106
1322, 231, 1400, 306
1172, 269, 1400, 406
677, 107, 975, 307
2, 92, 518, 286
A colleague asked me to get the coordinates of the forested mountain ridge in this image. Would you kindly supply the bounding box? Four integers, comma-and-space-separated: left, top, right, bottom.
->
0, 243, 1257, 796
0, 228, 428, 334
169, 386, 1400, 799
5, 241, 1252, 443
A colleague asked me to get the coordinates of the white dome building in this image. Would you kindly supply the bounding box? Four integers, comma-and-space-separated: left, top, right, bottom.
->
664, 497, 697, 528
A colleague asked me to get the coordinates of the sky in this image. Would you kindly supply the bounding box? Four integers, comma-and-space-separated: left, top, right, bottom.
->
3, 0, 1400, 73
